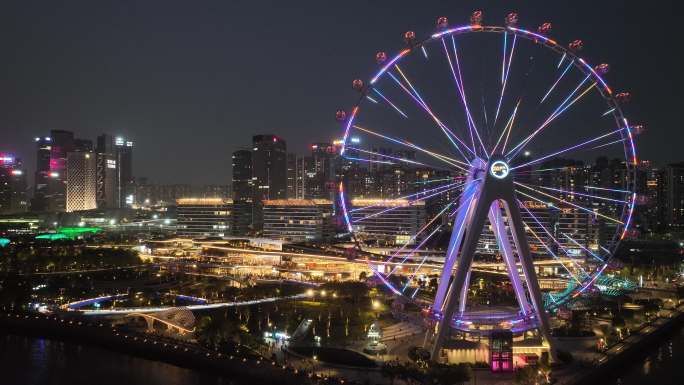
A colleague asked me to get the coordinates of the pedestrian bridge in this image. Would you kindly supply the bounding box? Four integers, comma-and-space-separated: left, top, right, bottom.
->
125, 307, 196, 335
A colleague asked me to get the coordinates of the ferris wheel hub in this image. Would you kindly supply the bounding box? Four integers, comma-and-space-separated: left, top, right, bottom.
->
489, 160, 510, 179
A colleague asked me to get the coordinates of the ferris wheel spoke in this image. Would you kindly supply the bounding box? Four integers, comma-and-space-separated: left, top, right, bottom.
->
383, 200, 458, 268
349, 181, 461, 213
518, 201, 589, 280
386, 64, 475, 161
520, 182, 631, 204
371, 88, 409, 118
519, 216, 584, 285
602, 107, 616, 117
589, 138, 625, 151
506, 75, 594, 160
560, 233, 606, 263
451, 36, 489, 157
399, 226, 444, 293
342, 155, 396, 166
540, 61, 574, 104
440, 35, 489, 157
352, 185, 463, 223
440, 37, 477, 156
583, 185, 633, 195
491, 99, 521, 155
345, 146, 450, 171
352, 124, 469, 171
515, 182, 625, 225
509, 127, 626, 171
493, 33, 517, 127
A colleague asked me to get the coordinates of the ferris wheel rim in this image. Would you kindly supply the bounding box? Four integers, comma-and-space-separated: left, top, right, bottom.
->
337, 20, 638, 310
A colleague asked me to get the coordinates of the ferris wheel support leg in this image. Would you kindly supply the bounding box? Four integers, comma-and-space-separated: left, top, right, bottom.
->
430, 187, 491, 361
433, 185, 478, 312
488, 201, 532, 315
458, 269, 471, 314
502, 199, 557, 362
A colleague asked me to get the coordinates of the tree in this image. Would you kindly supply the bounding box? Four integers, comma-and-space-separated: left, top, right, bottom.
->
515, 364, 550, 385
381, 361, 402, 385
408, 346, 431, 367
428, 363, 472, 385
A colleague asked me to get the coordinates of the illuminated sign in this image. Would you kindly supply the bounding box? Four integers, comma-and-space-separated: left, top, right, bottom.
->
10, 170, 22, 176
106, 159, 117, 169
0, 156, 14, 164
489, 160, 509, 179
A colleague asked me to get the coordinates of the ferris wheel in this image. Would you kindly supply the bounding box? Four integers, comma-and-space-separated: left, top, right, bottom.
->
336, 11, 639, 351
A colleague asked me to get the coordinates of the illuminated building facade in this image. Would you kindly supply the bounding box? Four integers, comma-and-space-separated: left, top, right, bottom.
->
33, 130, 75, 212
95, 134, 119, 209
66, 149, 97, 212
176, 198, 233, 238
0, 153, 28, 214
262, 199, 334, 242
349, 199, 426, 245
114, 135, 135, 207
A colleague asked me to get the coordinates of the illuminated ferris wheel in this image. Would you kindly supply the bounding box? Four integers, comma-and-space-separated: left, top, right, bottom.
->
336, 11, 639, 354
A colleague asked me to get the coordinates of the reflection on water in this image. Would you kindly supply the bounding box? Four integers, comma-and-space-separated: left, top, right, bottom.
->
614, 328, 684, 385
0, 334, 235, 385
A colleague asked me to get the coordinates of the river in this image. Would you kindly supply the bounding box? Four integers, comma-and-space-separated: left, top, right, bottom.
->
612, 326, 684, 385
3, 328, 684, 385
0, 334, 236, 385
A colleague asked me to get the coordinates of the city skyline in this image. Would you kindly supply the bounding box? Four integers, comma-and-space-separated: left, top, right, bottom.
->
0, 0, 680, 185
2, 3, 684, 385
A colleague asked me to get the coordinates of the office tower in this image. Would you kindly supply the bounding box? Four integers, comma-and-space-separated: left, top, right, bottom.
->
231, 149, 254, 235
286, 153, 297, 199
95, 134, 119, 209
0, 153, 28, 214
252, 135, 287, 201
32, 130, 75, 212
115, 136, 135, 207
95, 134, 134, 208
252, 135, 286, 232
262, 199, 334, 242
176, 198, 232, 238
231, 149, 253, 202
306, 143, 337, 200
661, 161, 684, 230
66, 149, 97, 212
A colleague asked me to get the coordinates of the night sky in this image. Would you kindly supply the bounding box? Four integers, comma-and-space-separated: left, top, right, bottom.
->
0, 0, 680, 185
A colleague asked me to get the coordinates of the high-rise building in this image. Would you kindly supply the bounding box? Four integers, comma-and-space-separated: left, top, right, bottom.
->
94, 134, 134, 208
660, 161, 684, 230
32, 130, 75, 212
305, 143, 337, 200
176, 198, 232, 238
349, 198, 427, 245
115, 136, 135, 207
252, 135, 287, 232
286, 153, 297, 199
0, 153, 28, 214
95, 134, 119, 209
252, 135, 287, 201
262, 199, 334, 242
232, 149, 254, 234
66, 149, 97, 212
231, 149, 253, 202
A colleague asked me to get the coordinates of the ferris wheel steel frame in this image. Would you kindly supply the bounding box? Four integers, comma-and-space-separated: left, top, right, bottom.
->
337, 15, 638, 362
